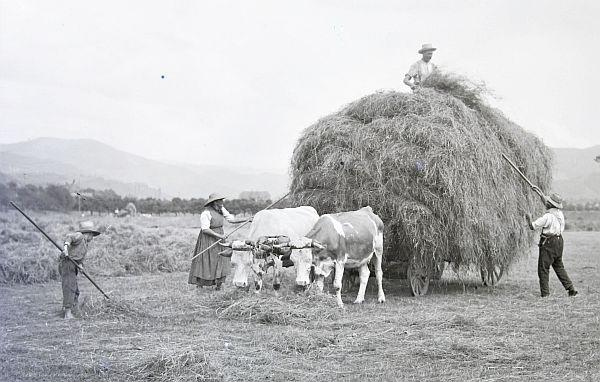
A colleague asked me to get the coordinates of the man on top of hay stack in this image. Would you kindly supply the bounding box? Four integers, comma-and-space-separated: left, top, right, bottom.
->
404, 43, 438, 90
526, 189, 578, 298
60, 221, 101, 319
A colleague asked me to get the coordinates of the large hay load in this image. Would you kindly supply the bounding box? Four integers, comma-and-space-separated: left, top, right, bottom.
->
290, 72, 552, 295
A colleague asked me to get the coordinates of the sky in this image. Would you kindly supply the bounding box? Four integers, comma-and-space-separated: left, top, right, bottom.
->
1, 0, 599, 171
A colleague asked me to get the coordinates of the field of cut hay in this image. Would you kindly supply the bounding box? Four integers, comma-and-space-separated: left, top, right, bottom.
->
565, 211, 600, 232
0, 212, 599, 381
290, 72, 552, 278
0, 210, 208, 284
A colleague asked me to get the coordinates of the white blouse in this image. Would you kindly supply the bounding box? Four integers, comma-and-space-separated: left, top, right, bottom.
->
199, 207, 235, 230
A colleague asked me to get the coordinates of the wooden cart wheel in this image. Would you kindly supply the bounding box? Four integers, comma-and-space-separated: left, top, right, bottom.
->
480, 264, 505, 286
407, 260, 430, 296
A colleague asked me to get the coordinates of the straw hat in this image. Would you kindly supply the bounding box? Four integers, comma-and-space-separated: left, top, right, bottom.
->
204, 193, 226, 207
418, 43, 437, 54
78, 221, 101, 236
547, 193, 563, 209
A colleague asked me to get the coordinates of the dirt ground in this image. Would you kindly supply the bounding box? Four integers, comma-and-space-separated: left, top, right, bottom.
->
1, 231, 599, 382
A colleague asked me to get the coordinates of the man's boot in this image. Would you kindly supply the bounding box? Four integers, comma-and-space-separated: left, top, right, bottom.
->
63, 308, 74, 319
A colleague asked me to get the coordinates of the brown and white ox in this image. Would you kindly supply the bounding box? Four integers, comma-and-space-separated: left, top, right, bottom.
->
220, 206, 319, 292
289, 206, 385, 306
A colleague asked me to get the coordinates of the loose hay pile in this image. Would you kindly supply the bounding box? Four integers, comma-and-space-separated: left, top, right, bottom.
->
79, 295, 150, 319
125, 349, 223, 382
204, 289, 342, 325
290, 71, 552, 275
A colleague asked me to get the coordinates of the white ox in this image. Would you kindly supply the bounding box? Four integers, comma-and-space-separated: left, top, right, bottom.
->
289, 206, 385, 306
224, 206, 319, 291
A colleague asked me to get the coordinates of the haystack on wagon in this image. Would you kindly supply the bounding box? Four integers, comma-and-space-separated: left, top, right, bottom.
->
290, 72, 552, 296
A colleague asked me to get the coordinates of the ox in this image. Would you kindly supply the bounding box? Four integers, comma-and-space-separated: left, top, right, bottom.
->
289, 206, 385, 306
220, 206, 319, 291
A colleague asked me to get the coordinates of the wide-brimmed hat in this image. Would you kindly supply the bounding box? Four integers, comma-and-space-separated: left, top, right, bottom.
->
78, 221, 101, 236
547, 193, 563, 209
418, 43, 437, 54
204, 193, 226, 207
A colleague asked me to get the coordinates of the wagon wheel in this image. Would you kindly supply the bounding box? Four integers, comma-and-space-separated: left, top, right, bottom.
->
407, 260, 430, 296
480, 264, 505, 286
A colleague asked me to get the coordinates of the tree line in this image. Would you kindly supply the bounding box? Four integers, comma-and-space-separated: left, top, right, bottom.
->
1, 181, 598, 214
0, 182, 281, 215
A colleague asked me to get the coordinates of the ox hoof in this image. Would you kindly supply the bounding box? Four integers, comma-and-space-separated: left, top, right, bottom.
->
378, 297, 386, 303
353, 299, 364, 304
273, 283, 281, 291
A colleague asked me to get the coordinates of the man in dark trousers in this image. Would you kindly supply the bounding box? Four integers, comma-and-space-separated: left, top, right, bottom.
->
526, 189, 578, 297
60, 221, 101, 319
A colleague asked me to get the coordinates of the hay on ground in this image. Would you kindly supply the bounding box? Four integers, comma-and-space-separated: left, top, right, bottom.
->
290, 71, 552, 275
125, 348, 223, 382
203, 289, 342, 325
79, 295, 150, 319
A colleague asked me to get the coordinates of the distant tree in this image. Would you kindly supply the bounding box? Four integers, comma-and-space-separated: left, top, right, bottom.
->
45, 184, 73, 211
171, 197, 185, 215
188, 198, 206, 214
239, 190, 271, 202
0, 181, 291, 214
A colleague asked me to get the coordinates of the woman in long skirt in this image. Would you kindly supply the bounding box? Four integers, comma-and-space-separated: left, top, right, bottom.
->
188, 193, 244, 289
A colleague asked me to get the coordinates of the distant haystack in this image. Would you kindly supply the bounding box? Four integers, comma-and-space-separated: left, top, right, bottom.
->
125, 202, 137, 216
290, 71, 552, 278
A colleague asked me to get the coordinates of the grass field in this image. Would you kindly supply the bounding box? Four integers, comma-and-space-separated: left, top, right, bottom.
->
564, 210, 600, 231
0, 213, 599, 381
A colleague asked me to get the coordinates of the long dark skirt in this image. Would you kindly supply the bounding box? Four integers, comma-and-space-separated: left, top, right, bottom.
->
188, 228, 230, 286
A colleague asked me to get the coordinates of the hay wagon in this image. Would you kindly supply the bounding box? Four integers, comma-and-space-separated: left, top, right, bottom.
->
289, 72, 550, 298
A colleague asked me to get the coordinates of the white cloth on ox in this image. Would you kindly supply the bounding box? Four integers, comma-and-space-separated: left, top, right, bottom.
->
246, 206, 319, 241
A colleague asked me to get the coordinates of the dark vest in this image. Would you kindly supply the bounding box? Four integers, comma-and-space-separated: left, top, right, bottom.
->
205, 206, 224, 229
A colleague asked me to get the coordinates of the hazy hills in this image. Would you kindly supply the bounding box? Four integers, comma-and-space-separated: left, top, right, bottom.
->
552, 146, 600, 202
0, 138, 289, 199
0, 138, 598, 202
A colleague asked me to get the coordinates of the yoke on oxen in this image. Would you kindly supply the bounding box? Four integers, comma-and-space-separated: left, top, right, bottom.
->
219, 235, 324, 292
221, 206, 320, 292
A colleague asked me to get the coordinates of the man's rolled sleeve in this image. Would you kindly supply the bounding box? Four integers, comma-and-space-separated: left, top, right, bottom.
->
532, 214, 550, 230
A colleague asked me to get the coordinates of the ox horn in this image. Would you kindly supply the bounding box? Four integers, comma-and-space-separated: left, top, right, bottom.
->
218, 241, 232, 248
218, 247, 233, 257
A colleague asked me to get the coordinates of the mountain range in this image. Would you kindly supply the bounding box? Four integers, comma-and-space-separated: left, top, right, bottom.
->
0, 138, 598, 202
0, 138, 289, 199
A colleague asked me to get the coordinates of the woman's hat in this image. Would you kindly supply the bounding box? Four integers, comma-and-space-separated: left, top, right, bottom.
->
547, 193, 563, 209
78, 221, 101, 236
418, 43, 437, 54
204, 193, 226, 207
